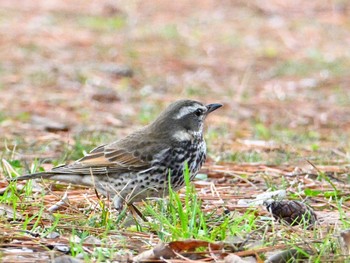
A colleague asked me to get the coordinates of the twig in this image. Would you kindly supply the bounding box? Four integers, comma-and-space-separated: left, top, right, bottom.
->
211, 169, 259, 189
47, 190, 69, 213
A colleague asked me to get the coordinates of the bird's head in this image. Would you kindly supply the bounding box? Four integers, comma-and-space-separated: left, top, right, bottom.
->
150, 100, 222, 141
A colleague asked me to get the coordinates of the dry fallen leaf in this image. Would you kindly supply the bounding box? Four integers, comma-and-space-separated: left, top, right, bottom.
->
31, 115, 70, 132
132, 243, 176, 262
224, 254, 256, 263
169, 239, 223, 252
0, 203, 24, 220
265, 249, 310, 263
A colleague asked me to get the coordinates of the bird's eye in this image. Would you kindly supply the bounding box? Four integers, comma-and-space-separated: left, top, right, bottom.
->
194, 109, 203, 117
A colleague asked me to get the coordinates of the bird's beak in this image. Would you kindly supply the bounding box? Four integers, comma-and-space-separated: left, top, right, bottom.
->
206, 103, 222, 114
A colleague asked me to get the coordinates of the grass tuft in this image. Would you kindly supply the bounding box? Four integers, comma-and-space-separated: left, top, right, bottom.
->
142, 165, 258, 242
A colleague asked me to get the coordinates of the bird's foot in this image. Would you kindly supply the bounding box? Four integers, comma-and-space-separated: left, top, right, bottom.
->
112, 196, 148, 222
112, 196, 124, 211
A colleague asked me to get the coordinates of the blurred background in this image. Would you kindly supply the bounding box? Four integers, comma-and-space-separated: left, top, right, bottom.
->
1, 0, 350, 166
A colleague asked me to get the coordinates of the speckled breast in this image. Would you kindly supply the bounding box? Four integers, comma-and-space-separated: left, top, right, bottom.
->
168, 138, 207, 190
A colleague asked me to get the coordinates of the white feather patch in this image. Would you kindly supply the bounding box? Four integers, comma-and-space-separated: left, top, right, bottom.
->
172, 130, 193, 141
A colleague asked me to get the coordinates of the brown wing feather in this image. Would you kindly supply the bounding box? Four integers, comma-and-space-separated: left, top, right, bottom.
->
51, 127, 171, 176
52, 144, 150, 176
90, 144, 106, 153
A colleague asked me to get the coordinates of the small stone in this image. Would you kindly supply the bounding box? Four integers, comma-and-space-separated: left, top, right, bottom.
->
100, 64, 134, 78
54, 245, 70, 253
46, 231, 60, 239
84, 235, 102, 245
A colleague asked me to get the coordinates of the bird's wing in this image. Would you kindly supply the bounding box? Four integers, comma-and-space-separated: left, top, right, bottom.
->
51, 144, 151, 176
81, 146, 150, 169
14, 143, 152, 181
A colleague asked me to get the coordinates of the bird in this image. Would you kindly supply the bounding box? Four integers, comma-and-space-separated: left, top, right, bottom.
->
13, 99, 222, 210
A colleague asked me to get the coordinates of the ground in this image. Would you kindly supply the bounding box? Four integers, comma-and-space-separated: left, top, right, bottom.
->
1, 0, 350, 262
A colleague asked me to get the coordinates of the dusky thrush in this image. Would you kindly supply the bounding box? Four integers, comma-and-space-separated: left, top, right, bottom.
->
14, 100, 222, 209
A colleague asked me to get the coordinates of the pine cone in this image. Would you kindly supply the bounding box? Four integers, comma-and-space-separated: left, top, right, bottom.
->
265, 200, 317, 227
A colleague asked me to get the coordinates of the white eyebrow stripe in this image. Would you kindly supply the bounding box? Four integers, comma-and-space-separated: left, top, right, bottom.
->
174, 104, 203, 119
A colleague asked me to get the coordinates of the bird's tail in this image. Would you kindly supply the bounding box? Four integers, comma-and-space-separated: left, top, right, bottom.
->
10, 172, 91, 186
11, 172, 55, 181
